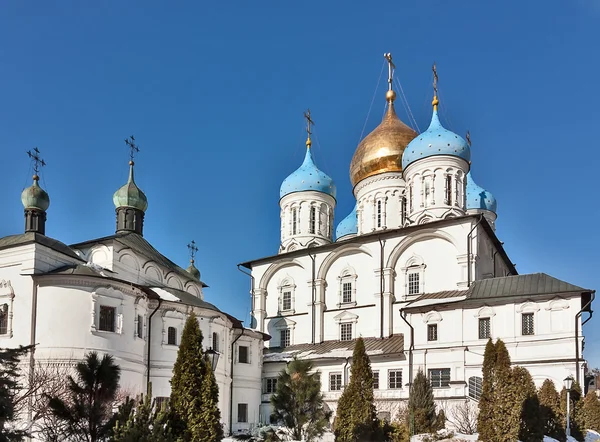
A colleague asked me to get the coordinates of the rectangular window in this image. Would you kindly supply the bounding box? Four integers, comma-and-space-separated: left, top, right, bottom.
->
377, 200, 382, 228
167, 326, 177, 345
292, 208, 298, 235
342, 282, 352, 304
309, 207, 316, 234
522, 313, 534, 335
136, 314, 143, 338
263, 377, 278, 394
99, 306, 115, 332
401, 196, 407, 223
0, 306, 8, 335
445, 175, 452, 205
409, 184, 414, 212
237, 403, 248, 423
282, 291, 292, 311
388, 370, 403, 389
155, 397, 169, 410
340, 323, 353, 341
280, 329, 290, 347
373, 371, 379, 390
479, 317, 491, 339
427, 324, 438, 342
329, 373, 343, 391
408, 272, 420, 295
424, 179, 431, 207
239, 345, 249, 363
455, 179, 461, 206
429, 368, 451, 388
212, 332, 219, 352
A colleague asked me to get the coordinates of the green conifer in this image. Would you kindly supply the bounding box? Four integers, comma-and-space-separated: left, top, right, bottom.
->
511, 366, 543, 442
407, 370, 436, 435
334, 337, 379, 442
477, 339, 497, 442
581, 391, 600, 432
538, 379, 565, 440
0, 345, 32, 442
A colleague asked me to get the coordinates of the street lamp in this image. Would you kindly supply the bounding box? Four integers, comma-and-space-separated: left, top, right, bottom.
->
205, 347, 220, 372
564, 375, 574, 438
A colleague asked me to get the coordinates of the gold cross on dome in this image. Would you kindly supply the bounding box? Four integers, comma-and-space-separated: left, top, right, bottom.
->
124, 135, 139, 162
27, 147, 46, 175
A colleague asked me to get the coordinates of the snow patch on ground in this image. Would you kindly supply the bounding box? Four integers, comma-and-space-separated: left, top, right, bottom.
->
587, 430, 600, 442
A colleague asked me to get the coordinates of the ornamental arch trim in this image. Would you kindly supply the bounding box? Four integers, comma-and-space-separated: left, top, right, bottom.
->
317, 244, 373, 280
386, 230, 460, 269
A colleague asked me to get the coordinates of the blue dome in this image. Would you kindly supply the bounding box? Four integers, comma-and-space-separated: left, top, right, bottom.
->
402, 109, 471, 169
466, 172, 497, 213
280, 147, 336, 200
335, 204, 357, 240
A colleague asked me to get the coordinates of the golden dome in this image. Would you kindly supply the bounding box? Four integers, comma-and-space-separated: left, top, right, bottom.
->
349, 99, 418, 188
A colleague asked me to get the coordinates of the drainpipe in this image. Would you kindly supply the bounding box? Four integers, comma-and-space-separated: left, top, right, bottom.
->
575, 292, 595, 385
343, 357, 351, 385
237, 265, 255, 324
400, 308, 414, 436
492, 250, 500, 278
229, 328, 245, 435
146, 299, 162, 393
379, 237, 385, 339
467, 214, 484, 287
310, 254, 316, 344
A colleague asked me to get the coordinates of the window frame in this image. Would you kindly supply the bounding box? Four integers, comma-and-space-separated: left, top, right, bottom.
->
468, 376, 483, 401
388, 369, 403, 389
291, 207, 298, 235
282, 291, 292, 311
167, 326, 177, 345
238, 345, 250, 364
427, 323, 438, 342
98, 305, 116, 332
0, 304, 8, 335
338, 267, 358, 307
373, 371, 379, 390
309, 206, 316, 234
280, 328, 291, 347
479, 317, 491, 339
136, 314, 143, 339
263, 377, 278, 394
278, 279, 296, 314
445, 174, 452, 205
428, 368, 451, 388
377, 200, 382, 228
408, 272, 420, 295
212, 332, 219, 352
342, 282, 352, 304
340, 323, 353, 342
522, 312, 535, 336
329, 372, 343, 391
237, 403, 248, 423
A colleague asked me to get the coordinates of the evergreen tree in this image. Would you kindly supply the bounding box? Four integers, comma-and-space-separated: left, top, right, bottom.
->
434, 409, 446, 431
0, 345, 33, 442
560, 382, 585, 441
581, 391, 600, 432
407, 370, 436, 435
477, 339, 497, 442
271, 358, 330, 442
168, 312, 222, 442
538, 379, 565, 440
491, 339, 517, 442
511, 366, 543, 442
48, 351, 121, 442
334, 337, 379, 442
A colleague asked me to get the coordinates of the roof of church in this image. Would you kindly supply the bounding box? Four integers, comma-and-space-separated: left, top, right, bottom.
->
263, 334, 404, 362
70, 232, 208, 288
0, 232, 83, 261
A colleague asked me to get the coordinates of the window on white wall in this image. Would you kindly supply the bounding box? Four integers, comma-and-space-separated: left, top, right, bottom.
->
136, 314, 143, 339
408, 273, 420, 295
99, 306, 116, 332
403, 255, 426, 297
445, 175, 452, 205
479, 318, 491, 339
429, 368, 450, 388
338, 267, 358, 307
468, 376, 483, 400
424, 177, 432, 207
0, 305, 8, 335
282, 291, 292, 311
292, 208, 298, 235
239, 345, 250, 363
340, 323, 353, 341
237, 403, 248, 423
342, 283, 352, 304
263, 377, 278, 394
427, 324, 438, 341
280, 328, 291, 347
167, 326, 177, 345
401, 196, 407, 223
388, 370, 402, 389
309, 206, 316, 234
278, 279, 296, 314
409, 184, 414, 212
212, 332, 219, 352
522, 313, 534, 335
377, 200, 382, 228
373, 371, 379, 389
329, 373, 342, 391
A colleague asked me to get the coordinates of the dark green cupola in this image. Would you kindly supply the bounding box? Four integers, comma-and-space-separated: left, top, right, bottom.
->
113, 160, 148, 235
21, 174, 50, 235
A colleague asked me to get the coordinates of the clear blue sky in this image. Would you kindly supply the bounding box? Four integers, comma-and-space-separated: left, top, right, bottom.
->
1, 1, 598, 367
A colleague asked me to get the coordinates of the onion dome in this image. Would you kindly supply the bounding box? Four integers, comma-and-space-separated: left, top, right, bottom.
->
186, 259, 201, 280
335, 204, 358, 240
113, 161, 148, 212
21, 175, 50, 211
350, 91, 417, 188
402, 101, 471, 169
466, 172, 497, 212
280, 139, 336, 200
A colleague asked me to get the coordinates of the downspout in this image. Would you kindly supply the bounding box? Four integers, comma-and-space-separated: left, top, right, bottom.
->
237, 265, 255, 323
379, 237, 385, 339
467, 214, 484, 287
343, 357, 351, 386
492, 250, 500, 278
310, 254, 316, 344
146, 299, 162, 393
400, 308, 414, 436
229, 328, 245, 435
575, 291, 595, 385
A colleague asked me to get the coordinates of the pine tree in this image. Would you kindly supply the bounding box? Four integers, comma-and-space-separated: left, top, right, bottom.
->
538, 379, 565, 440
0, 345, 33, 442
581, 391, 600, 432
334, 337, 379, 442
168, 312, 222, 442
490, 339, 516, 442
511, 366, 543, 442
407, 370, 436, 435
271, 358, 331, 442
477, 339, 497, 441
48, 351, 121, 442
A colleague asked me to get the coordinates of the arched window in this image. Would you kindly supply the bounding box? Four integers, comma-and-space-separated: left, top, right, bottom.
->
167, 326, 177, 345
291, 208, 298, 235
377, 200, 382, 228
445, 175, 452, 205
278, 278, 296, 314
424, 177, 432, 207
402, 255, 426, 298
409, 184, 414, 212
212, 332, 219, 352
401, 196, 407, 224
338, 267, 358, 307
468, 376, 483, 401
309, 207, 316, 234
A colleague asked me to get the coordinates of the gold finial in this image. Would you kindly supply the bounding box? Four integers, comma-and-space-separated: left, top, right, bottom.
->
432, 62, 439, 110
384, 53, 396, 102
303, 109, 315, 147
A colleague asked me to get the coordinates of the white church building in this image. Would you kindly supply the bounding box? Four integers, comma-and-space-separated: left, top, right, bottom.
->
239, 58, 595, 423
0, 148, 266, 436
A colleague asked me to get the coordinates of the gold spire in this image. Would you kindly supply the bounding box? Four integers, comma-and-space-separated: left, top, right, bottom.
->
303, 109, 314, 147
384, 52, 397, 103
432, 62, 439, 110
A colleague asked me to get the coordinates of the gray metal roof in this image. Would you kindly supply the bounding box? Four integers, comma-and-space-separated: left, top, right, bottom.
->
0, 232, 83, 261
469, 273, 589, 299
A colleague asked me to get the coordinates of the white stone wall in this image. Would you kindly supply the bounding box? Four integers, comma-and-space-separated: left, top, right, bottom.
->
354, 172, 406, 234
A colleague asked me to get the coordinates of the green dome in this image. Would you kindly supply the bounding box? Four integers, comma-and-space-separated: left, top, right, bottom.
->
113, 162, 148, 212
186, 260, 201, 280
21, 176, 50, 211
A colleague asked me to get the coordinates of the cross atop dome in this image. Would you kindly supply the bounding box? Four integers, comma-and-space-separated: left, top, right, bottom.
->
384, 52, 397, 103
27, 147, 46, 177
432, 63, 439, 110
124, 135, 139, 165
303, 109, 314, 147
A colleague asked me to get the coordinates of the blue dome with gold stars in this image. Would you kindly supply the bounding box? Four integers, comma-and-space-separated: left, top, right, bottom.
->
402, 108, 471, 169
335, 204, 357, 240
280, 142, 336, 200
466, 172, 497, 213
